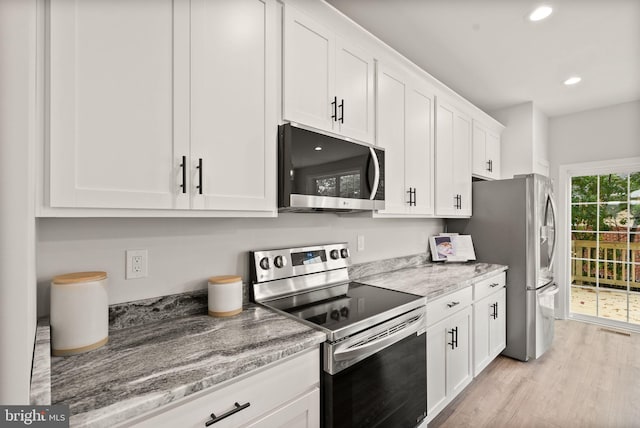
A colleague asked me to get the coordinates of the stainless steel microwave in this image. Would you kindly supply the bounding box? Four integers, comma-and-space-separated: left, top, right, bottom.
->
278, 124, 385, 212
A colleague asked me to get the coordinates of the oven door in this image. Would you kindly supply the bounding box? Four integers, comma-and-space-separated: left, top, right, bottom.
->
322, 311, 427, 428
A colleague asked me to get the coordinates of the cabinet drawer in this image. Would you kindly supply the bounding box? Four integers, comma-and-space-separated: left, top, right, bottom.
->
473, 272, 506, 301
426, 287, 472, 327
129, 348, 319, 428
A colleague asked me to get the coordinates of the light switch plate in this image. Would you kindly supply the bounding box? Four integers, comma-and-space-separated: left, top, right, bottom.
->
126, 249, 148, 279
357, 235, 365, 252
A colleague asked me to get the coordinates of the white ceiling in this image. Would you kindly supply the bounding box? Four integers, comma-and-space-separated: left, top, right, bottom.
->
326, 0, 640, 117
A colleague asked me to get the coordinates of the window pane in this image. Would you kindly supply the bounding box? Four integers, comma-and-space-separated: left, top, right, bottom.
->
598, 237, 628, 262
599, 173, 628, 202
629, 292, 640, 325
571, 175, 598, 203
571, 204, 597, 231
631, 202, 640, 232
631, 264, 640, 292
571, 286, 597, 316
571, 233, 596, 259
571, 258, 597, 286
598, 261, 629, 291
598, 289, 628, 322
629, 172, 640, 201
599, 203, 629, 231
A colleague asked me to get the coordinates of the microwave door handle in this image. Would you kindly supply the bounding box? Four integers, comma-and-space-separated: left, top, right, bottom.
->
369, 147, 380, 200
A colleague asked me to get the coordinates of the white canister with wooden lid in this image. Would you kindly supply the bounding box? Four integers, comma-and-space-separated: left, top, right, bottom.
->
208, 275, 242, 317
50, 271, 108, 356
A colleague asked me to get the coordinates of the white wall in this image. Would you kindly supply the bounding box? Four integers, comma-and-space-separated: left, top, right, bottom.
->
532, 105, 549, 176
0, 0, 37, 404
491, 102, 534, 178
37, 215, 444, 316
549, 100, 640, 317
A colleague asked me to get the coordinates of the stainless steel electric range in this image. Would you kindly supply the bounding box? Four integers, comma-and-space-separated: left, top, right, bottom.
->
250, 243, 427, 428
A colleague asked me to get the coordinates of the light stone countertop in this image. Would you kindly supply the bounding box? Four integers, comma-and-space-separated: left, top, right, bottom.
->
47, 304, 325, 428
360, 262, 508, 300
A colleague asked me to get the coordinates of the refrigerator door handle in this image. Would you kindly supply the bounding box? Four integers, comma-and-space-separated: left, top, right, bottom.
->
546, 194, 558, 270
539, 283, 559, 296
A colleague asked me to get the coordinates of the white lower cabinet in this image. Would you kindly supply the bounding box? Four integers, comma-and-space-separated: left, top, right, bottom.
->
473, 272, 507, 376
125, 348, 319, 428
426, 288, 473, 422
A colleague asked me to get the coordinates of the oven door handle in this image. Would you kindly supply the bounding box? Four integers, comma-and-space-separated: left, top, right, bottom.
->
333, 312, 425, 362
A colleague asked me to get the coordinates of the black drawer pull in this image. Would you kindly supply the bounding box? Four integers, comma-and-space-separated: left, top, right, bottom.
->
489, 282, 500, 288
446, 301, 460, 308
179, 155, 186, 194
338, 98, 344, 123
205, 402, 250, 426
197, 158, 203, 195
331, 96, 337, 121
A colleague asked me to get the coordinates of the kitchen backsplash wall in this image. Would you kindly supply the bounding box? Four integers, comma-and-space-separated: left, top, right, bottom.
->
36, 214, 443, 316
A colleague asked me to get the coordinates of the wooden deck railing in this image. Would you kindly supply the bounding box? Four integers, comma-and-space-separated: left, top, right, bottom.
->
571, 240, 640, 289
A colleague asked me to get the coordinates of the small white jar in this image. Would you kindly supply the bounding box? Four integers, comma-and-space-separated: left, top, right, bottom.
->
50, 271, 109, 356
208, 275, 243, 317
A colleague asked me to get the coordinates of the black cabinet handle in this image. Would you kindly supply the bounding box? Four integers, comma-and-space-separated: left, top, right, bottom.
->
455, 327, 458, 348
489, 282, 500, 288
448, 329, 455, 350
413, 188, 417, 206
446, 301, 460, 308
407, 188, 416, 206
331, 96, 337, 121
453, 194, 458, 209
339, 99, 344, 123
205, 402, 250, 426
495, 302, 499, 320
179, 155, 186, 194
196, 158, 203, 195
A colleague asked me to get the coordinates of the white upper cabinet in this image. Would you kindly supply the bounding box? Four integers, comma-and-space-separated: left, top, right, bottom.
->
283, 5, 375, 144
472, 119, 502, 180
435, 99, 472, 217
190, 0, 276, 211
376, 62, 434, 217
46, 0, 276, 215
48, 0, 187, 210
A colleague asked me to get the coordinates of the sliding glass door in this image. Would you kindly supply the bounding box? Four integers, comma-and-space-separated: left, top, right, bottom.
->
570, 172, 640, 326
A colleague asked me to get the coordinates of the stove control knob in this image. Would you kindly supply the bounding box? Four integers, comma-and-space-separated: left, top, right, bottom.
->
340, 307, 349, 317
274, 255, 287, 268
330, 309, 340, 320
330, 249, 340, 260
340, 248, 350, 259
259, 257, 270, 270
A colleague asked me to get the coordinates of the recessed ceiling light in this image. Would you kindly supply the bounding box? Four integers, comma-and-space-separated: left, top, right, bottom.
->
314, 146, 323, 151
564, 76, 582, 86
528, 5, 553, 22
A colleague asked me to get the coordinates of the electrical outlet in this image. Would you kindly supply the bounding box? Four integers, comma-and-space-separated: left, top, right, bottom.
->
126, 249, 148, 279
357, 235, 365, 252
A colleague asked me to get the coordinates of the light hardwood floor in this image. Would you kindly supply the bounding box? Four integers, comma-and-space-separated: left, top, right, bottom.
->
429, 320, 640, 428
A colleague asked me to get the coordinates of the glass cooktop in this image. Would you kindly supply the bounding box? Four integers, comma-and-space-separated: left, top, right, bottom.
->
270, 282, 423, 334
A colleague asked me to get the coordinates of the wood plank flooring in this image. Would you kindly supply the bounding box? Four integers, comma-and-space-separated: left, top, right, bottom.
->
429, 320, 640, 428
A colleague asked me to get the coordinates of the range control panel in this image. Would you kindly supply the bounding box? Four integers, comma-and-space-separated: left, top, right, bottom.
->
251, 243, 350, 284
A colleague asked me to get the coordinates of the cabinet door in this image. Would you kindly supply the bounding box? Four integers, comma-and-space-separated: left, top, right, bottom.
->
246, 388, 320, 428
485, 131, 501, 179
473, 295, 492, 376
283, 6, 335, 133
405, 82, 435, 216
190, 0, 276, 211
434, 101, 456, 216
334, 38, 375, 144
49, 0, 189, 209
426, 322, 447, 417
446, 306, 472, 397
375, 64, 407, 215
489, 288, 507, 358
472, 122, 489, 177
452, 110, 472, 216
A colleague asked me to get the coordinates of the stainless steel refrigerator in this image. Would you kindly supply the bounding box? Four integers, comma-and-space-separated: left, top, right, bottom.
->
448, 174, 558, 361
